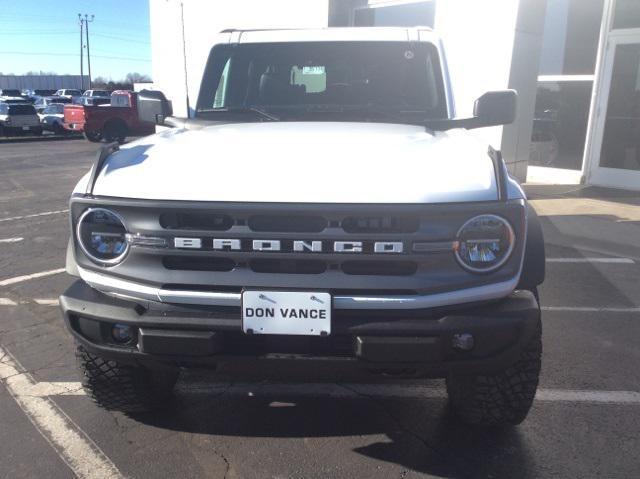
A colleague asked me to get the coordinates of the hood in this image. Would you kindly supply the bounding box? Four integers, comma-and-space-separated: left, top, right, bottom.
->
88, 122, 498, 204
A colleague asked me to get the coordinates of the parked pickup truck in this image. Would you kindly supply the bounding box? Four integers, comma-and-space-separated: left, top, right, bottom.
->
60, 27, 545, 427
63, 90, 155, 143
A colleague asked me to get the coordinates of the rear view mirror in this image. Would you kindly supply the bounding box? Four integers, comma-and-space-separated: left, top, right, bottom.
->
137, 90, 173, 125
473, 90, 517, 128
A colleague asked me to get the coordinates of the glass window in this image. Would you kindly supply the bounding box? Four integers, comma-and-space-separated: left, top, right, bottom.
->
8, 104, 37, 115
612, 0, 640, 30
111, 95, 130, 107
599, 43, 640, 171
539, 0, 605, 75
197, 41, 447, 124
213, 58, 231, 108
530, 80, 594, 170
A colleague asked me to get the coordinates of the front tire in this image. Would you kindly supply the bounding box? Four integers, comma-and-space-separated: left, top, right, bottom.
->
446, 319, 542, 426
76, 345, 178, 413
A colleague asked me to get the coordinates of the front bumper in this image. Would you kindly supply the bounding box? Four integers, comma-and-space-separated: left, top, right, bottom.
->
60, 280, 540, 377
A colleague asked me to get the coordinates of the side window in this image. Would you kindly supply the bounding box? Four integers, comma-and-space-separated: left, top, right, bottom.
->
291, 65, 327, 93
111, 95, 131, 107
43, 106, 51, 114
213, 58, 231, 108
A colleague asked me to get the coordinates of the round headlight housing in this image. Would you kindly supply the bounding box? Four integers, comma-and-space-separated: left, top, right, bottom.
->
454, 215, 515, 273
77, 208, 128, 265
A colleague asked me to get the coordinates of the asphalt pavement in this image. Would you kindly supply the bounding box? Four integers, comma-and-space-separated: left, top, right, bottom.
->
1, 136, 639, 478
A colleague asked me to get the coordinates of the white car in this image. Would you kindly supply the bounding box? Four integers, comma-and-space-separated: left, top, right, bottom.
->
0, 102, 42, 136
38, 103, 66, 134
61, 27, 546, 427
54, 89, 83, 103
82, 89, 111, 98
78, 90, 112, 106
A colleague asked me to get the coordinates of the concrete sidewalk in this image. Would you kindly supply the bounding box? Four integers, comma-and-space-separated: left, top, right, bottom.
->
524, 185, 640, 260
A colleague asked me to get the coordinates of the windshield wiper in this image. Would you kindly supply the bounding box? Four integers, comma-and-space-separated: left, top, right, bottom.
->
199, 106, 279, 121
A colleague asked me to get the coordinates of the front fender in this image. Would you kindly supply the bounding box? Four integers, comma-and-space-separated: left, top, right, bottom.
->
66, 238, 80, 277
517, 205, 545, 290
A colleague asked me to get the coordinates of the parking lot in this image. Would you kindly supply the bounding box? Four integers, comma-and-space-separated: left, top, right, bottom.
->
1, 137, 640, 478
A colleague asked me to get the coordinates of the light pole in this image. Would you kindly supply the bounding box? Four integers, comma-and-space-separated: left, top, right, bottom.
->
78, 14, 84, 90
84, 14, 95, 89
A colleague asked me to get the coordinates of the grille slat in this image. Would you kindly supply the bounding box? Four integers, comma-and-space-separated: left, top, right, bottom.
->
163, 256, 235, 272
160, 212, 233, 231
249, 215, 327, 233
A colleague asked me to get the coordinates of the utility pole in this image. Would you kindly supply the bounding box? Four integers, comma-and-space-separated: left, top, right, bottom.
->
84, 14, 95, 89
78, 14, 84, 90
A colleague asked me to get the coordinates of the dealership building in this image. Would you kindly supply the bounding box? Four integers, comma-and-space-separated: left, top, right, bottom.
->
149, 0, 640, 191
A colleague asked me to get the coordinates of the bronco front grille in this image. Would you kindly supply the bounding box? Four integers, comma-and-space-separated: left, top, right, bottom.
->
70, 198, 527, 296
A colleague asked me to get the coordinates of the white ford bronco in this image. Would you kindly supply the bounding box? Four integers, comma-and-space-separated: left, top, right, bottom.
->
60, 27, 545, 426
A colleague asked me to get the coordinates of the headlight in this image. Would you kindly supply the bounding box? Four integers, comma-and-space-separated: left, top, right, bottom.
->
77, 208, 129, 265
454, 214, 515, 273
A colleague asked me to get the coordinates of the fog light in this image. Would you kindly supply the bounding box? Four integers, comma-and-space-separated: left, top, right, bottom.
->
452, 333, 474, 351
112, 324, 134, 343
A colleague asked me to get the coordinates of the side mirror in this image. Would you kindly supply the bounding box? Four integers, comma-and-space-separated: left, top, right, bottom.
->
472, 90, 517, 128
137, 89, 173, 125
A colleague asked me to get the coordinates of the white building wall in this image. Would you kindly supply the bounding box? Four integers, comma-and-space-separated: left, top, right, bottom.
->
149, 0, 330, 117
0, 75, 89, 90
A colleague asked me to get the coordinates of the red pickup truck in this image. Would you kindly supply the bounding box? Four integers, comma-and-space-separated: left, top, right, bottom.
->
63, 90, 155, 143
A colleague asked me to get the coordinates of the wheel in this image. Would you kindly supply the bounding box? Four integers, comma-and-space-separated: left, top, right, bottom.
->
53, 122, 65, 136
103, 121, 128, 144
75, 345, 178, 413
446, 318, 542, 426
83, 130, 102, 142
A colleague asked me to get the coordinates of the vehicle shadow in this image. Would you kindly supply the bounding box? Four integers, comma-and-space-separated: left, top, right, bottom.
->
0, 134, 83, 144
102, 143, 154, 173
132, 376, 535, 478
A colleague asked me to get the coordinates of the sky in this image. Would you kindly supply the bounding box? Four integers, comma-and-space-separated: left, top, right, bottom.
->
0, 0, 151, 80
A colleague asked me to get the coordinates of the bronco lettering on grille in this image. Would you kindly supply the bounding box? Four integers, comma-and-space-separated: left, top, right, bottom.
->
172, 238, 403, 254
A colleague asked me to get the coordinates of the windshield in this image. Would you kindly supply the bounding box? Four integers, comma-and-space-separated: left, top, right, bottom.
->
196, 41, 447, 123
8, 104, 36, 115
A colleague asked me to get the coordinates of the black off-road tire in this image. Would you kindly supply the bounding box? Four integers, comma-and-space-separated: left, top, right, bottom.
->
446, 318, 542, 426
76, 345, 179, 413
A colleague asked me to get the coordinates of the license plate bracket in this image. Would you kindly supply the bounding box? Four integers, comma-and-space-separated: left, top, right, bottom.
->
242, 290, 331, 336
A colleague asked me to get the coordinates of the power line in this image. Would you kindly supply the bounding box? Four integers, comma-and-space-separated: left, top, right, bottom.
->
0, 51, 150, 62
0, 13, 149, 30
0, 31, 76, 35
91, 33, 150, 44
